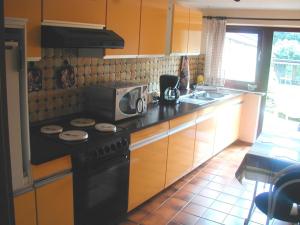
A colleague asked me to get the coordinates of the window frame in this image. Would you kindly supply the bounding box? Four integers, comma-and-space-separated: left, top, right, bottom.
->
223, 26, 264, 90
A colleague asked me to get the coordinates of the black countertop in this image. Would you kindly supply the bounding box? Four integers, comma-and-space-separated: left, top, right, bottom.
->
30, 92, 243, 165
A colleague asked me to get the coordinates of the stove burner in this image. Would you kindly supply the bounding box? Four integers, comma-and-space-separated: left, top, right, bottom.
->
59, 130, 88, 142
70, 118, 96, 127
40, 125, 63, 134
95, 123, 117, 132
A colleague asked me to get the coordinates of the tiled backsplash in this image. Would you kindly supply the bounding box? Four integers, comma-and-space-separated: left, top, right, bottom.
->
28, 49, 205, 122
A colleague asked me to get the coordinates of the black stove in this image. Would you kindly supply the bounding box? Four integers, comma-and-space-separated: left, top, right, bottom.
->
30, 113, 130, 225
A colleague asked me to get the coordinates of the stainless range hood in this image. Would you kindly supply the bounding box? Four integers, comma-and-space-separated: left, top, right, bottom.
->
41, 25, 124, 49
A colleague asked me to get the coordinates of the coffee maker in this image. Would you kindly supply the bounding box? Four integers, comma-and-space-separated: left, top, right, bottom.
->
159, 75, 180, 104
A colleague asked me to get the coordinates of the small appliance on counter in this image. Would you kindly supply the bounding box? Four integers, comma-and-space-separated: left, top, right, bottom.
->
160, 74, 180, 104
85, 81, 148, 122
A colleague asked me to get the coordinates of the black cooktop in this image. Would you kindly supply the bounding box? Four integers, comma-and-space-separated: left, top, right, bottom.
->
30, 113, 128, 165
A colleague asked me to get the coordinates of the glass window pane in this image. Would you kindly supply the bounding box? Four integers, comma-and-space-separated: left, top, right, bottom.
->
222, 32, 258, 82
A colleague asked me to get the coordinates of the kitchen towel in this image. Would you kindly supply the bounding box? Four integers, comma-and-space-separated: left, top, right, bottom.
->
179, 56, 190, 90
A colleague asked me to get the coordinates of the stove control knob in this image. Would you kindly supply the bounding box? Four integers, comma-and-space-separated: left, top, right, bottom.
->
97, 148, 104, 158
121, 138, 128, 147
104, 146, 110, 154
111, 144, 116, 152
89, 151, 98, 161
116, 141, 122, 149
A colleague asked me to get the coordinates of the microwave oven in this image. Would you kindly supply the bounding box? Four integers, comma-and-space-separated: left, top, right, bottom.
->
85, 82, 148, 121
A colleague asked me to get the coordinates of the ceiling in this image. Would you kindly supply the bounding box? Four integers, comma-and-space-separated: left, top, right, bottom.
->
179, 0, 300, 10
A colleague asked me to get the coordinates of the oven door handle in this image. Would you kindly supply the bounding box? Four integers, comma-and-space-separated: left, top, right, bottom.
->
77, 155, 130, 175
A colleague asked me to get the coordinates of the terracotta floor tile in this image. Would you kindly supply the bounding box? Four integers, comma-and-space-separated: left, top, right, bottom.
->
251, 211, 268, 224
206, 182, 224, 192
211, 175, 229, 185
173, 189, 195, 202
191, 195, 214, 208
141, 212, 170, 225
141, 193, 169, 213
127, 208, 149, 223
196, 172, 216, 181
201, 208, 227, 224
173, 180, 188, 190
198, 188, 221, 199
154, 198, 188, 221
189, 177, 210, 187
182, 183, 204, 194
217, 193, 239, 205
235, 198, 252, 210
222, 186, 244, 197
209, 200, 233, 214
183, 202, 208, 217
167, 221, 180, 225
118, 220, 138, 225
195, 218, 221, 225
229, 206, 249, 219
223, 215, 245, 225
172, 211, 200, 225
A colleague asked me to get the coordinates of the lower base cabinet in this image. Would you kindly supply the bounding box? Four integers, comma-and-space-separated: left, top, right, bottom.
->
165, 125, 196, 187
14, 190, 37, 225
128, 137, 168, 211
193, 116, 216, 167
214, 99, 242, 154
35, 173, 74, 225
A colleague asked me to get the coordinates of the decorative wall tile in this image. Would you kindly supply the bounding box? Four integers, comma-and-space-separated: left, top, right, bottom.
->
28, 49, 205, 122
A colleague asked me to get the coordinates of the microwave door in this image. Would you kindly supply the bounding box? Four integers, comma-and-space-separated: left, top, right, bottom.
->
118, 88, 140, 115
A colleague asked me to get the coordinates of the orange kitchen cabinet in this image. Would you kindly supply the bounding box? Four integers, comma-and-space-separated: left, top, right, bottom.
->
4, 0, 41, 59
35, 173, 74, 225
128, 122, 169, 211
106, 0, 141, 56
128, 137, 168, 211
170, 3, 189, 54
187, 8, 202, 54
214, 98, 243, 154
31, 155, 72, 181
14, 190, 37, 225
139, 0, 168, 55
165, 113, 196, 187
43, 0, 106, 25
193, 116, 216, 168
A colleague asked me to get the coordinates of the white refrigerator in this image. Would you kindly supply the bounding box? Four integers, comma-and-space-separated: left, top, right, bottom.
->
5, 40, 31, 193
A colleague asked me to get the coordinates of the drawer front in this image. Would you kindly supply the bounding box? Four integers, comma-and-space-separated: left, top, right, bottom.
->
131, 122, 169, 145
31, 156, 72, 181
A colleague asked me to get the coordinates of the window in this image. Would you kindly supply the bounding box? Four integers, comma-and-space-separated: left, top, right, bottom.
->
222, 26, 263, 89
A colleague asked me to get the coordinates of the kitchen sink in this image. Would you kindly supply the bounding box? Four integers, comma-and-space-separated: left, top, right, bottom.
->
179, 89, 232, 105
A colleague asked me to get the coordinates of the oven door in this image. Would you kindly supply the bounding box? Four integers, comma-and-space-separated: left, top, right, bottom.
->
73, 155, 130, 225
115, 86, 145, 121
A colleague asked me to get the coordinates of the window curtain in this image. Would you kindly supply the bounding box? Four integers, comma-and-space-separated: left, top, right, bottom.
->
203, 18, 227, 86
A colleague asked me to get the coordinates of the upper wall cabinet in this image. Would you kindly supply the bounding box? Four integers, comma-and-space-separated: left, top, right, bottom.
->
43, 0, 106, 25
188, 8, 202, 54
139, 0, 168, 55
170, 3, 189, 54
106, 0, 142, 56
4, 0, 41, 59
168, 2, 203, 55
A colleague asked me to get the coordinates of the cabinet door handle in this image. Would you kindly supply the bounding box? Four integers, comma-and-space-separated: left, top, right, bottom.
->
130, 131, 169, 151
34, 170, 72, 188
168, 120, 196, 136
